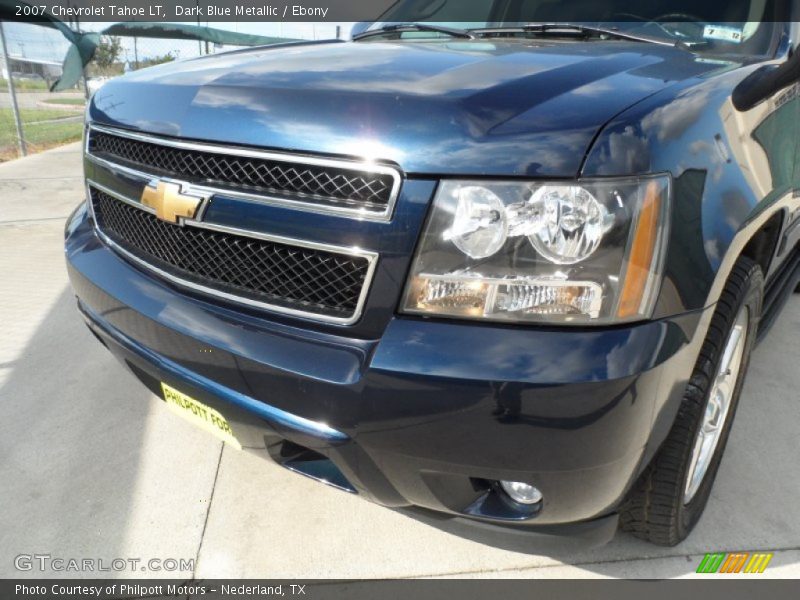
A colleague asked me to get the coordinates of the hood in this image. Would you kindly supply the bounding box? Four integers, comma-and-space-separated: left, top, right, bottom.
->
90, 39, 724, 177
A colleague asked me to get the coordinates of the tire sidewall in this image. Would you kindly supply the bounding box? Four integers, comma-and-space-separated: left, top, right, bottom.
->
677, 271, 762, 537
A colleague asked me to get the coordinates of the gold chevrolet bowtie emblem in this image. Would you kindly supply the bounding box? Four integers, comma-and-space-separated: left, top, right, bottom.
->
141, 181, 204, 224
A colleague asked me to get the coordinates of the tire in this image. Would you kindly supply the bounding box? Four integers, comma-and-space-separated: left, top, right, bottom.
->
619, 257, 763, 546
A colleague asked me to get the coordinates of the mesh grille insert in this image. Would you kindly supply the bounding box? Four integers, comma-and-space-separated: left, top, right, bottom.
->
88, 129, 396, 212
90, 187, 372, 320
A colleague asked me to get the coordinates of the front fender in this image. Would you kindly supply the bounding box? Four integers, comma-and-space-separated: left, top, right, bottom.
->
582, 64, 800, 317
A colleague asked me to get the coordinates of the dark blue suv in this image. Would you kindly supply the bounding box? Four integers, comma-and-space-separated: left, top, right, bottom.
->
65, 1, 800, 547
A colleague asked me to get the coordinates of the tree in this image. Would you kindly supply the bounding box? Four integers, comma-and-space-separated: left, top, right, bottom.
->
140, 52, 176, 68
93, 36, 123, 70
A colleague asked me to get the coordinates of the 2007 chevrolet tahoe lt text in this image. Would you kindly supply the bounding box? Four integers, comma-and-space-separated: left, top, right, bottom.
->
65, 0, 800, 547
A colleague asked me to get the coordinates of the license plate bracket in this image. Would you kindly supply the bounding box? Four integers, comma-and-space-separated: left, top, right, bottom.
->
161, 382, 242, 450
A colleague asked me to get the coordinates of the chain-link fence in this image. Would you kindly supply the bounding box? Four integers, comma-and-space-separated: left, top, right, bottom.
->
1, 21, 344, 162
1, 20, 85, 161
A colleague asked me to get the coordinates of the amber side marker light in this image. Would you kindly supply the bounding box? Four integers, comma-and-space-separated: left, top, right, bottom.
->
617, 181, 662, 319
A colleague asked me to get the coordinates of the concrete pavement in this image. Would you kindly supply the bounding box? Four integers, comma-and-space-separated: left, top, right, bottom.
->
0, 143, 798, 579
0, 91, 85, 110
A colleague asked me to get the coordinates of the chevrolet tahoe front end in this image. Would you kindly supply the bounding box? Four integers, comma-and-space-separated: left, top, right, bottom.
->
65, 5, 800, 548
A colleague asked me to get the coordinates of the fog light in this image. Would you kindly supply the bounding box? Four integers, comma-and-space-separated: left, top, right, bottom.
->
500, 480, 543, 505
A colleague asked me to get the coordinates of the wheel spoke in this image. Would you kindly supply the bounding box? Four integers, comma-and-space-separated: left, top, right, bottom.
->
684, 306, 748, 503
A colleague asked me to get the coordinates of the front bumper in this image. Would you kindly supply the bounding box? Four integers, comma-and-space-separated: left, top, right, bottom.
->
65, 204, 710, 546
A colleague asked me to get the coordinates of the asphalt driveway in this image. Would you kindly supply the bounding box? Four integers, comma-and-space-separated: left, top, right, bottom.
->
1, 143, 798, 579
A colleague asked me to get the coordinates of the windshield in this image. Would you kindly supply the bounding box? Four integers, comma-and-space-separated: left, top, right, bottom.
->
373, 0, 784, 56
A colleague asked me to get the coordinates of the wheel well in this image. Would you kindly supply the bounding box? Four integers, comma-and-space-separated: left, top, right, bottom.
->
740, 211, 784, 276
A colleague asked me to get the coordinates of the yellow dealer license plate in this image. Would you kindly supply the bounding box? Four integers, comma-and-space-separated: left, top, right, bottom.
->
161, 382, 242, 450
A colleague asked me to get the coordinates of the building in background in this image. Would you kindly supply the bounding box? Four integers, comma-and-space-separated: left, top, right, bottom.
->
1, 55, 62, 85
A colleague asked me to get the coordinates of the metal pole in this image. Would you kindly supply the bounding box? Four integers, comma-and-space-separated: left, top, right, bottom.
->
196, 1, 202, 55
0, 21, 27, 157
82, 67, 90, 100
73, 13, 89, 100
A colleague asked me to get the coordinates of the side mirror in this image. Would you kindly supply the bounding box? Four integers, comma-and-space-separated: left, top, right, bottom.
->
732, 48, 800, 111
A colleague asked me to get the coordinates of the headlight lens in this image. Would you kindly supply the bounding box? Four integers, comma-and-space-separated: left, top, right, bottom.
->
444, 185, 508, 259
527, 185, 609, 264
402, 176, 670, 324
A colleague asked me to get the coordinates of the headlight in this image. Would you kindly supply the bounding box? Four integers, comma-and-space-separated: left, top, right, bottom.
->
444, 186, 508, 259
402, 176, 670, 324
527, 185, 609, 264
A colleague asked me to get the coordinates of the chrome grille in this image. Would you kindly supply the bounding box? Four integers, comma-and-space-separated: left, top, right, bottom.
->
87, 127, 400, 217
89, 187, 373, 322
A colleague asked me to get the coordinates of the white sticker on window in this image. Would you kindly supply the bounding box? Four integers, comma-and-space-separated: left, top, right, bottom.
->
703, 25, 744, 44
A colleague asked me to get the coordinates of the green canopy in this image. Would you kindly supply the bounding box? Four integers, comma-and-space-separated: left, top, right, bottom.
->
102, 22, 297, 47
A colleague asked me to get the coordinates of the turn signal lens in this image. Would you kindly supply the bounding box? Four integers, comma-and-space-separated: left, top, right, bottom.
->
492, 280, 602, 317
414, 275, 603, 319
416, 278, 489, 316
617, 181, 663, 319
